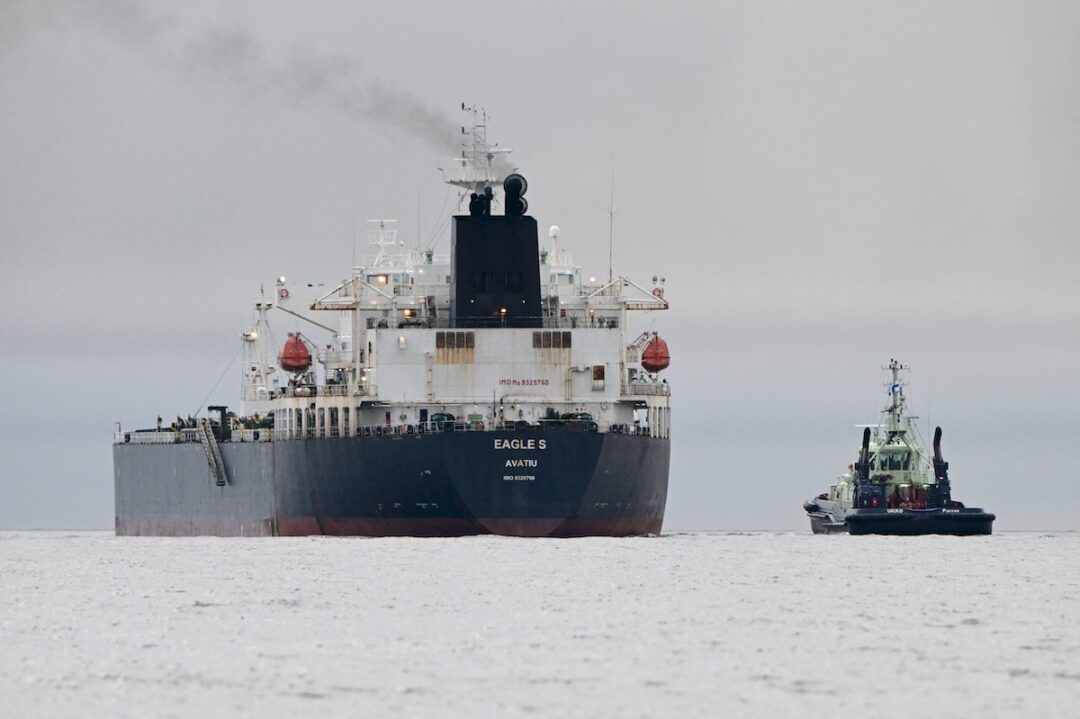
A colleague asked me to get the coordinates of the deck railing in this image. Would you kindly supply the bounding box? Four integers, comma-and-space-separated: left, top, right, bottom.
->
115, 420, 659, 444
627, 381, 670, 396
269, 418, 655, 441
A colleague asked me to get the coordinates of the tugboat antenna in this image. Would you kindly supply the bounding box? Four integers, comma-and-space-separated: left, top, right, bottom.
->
882, 358, 910, 431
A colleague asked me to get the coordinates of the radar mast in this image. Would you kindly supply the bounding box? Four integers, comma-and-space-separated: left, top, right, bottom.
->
439, 104, 516, 197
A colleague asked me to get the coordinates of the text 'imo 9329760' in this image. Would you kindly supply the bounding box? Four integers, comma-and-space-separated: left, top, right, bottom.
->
113, 107, 673, 537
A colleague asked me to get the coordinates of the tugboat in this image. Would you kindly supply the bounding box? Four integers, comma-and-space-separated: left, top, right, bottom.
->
803, 360, 994, 535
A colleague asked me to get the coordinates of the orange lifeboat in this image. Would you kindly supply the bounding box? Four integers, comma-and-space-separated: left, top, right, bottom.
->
279, 333, 312, 374
641, 336, 670, 373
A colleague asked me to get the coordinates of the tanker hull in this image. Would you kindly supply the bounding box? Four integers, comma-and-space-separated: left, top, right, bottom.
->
114, 431, 669, 537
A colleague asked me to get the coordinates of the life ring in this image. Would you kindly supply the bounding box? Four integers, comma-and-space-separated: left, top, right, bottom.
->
278, 288, 290, 299
599, 401, 610, 411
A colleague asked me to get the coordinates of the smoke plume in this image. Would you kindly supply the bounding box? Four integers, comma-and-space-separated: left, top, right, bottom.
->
4, 0, 459, 153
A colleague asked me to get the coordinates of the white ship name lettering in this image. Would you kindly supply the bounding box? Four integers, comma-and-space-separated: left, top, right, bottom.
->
505, 459, 539, 468
494, 439, 547, 450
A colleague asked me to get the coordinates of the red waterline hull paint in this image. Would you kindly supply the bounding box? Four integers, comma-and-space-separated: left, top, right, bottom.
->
277, 516, 481, 537
275, 516, 661, 537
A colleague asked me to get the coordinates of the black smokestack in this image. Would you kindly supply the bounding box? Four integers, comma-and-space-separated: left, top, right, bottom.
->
450, 176, 540, 328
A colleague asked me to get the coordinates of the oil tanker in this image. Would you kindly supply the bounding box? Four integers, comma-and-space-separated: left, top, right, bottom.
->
113, 109, 672, 537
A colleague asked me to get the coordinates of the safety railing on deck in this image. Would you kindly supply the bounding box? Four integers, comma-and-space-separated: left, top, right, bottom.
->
627, 381, 670, 396
369, 315, 622, 330
272, 418, 655, 442
115, 427, 273, 445
279, 383, 359, 399
116, 417, 666, 445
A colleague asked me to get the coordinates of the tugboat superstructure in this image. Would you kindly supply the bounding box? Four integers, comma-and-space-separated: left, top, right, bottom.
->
113, 108, 673, 537
803, 360, 994, 535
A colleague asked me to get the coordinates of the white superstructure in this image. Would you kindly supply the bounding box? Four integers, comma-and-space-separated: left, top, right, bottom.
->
238, 109, 672, 443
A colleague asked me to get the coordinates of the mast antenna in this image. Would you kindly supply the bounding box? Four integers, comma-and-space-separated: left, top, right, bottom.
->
608, 159, 615, 284
606, 157, 622, 286
439, 104, 514, 201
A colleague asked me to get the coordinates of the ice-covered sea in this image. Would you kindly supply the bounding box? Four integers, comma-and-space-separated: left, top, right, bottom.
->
2, 532, 1078, 718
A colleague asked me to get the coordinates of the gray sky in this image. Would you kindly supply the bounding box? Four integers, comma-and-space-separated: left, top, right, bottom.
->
2, 0, 1077, 530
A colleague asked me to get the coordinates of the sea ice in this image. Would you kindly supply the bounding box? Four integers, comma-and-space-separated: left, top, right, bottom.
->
1, 531, 1077, 718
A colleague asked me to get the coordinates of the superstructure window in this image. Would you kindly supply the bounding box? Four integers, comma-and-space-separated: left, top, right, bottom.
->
436, 331, 474, 349
534, 331, 572, 349
882, 453, 910, 471
473, 272, 496, 293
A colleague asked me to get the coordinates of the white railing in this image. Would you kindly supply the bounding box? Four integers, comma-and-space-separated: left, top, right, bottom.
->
280, 383, 363, 399
626, 381, 671, 396
116, 427, 273, 445
270, 418, 654, 441
117, 417, 667, 444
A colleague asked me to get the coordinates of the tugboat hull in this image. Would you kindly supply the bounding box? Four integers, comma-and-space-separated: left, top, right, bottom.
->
803, 501, 995, 535
846, 508, 995, 536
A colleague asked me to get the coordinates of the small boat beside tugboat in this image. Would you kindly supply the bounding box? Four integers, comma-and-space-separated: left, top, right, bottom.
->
803, 360, 995, 536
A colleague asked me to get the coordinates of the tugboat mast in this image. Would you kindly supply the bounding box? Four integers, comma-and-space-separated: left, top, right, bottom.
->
882, 358, 910, 434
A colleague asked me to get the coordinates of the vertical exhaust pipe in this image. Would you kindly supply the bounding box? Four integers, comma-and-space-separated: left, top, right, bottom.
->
932, 426, 948, 481
853, 427, 874, 508
855, 427, 871, 482
932, 425, 952, 504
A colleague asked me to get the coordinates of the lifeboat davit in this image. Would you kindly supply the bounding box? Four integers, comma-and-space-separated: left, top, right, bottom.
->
641, 336, 670, 373
279, 333, 312, 374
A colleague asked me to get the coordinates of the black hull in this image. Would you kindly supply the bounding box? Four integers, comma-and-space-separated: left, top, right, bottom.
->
846, 508, 995, 536
114, 431, 669, 537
